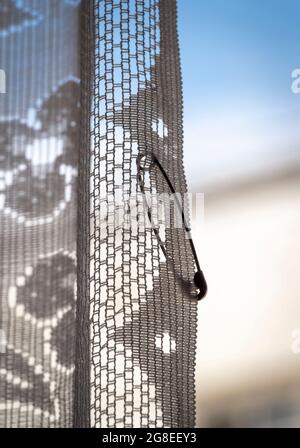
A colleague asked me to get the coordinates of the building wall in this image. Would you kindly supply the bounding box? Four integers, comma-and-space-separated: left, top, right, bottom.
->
194, 170, 300, 427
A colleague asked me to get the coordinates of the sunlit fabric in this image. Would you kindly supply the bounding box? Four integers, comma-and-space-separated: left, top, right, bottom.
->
0, 0, 197, 428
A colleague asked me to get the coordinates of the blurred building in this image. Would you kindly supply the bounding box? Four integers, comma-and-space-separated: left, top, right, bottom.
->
194, 167, 300, 427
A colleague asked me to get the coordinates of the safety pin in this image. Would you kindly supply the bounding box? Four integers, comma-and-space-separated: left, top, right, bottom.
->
136, 152, 207, 300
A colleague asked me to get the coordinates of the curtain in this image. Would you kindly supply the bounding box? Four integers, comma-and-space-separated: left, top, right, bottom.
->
0, 0, 198, 428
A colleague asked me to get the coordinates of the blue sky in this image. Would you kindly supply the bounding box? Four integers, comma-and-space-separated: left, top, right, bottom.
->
178, 0, 300, 189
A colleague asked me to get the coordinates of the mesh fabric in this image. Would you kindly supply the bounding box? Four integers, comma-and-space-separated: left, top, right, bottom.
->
0, 0, 198, 428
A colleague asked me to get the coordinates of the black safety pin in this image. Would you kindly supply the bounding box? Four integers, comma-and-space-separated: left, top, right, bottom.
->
136, 152, 207, 301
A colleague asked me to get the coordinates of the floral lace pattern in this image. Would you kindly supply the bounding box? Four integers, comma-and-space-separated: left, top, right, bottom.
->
0, 81, 79, 224
0, 1, 80, 428
0, 0, 42, 37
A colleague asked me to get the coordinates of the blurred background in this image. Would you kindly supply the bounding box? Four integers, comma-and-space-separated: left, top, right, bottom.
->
178, 0, 300, 427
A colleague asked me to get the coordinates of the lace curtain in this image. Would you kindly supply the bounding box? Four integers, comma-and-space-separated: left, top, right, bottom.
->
0, 0, 198, 428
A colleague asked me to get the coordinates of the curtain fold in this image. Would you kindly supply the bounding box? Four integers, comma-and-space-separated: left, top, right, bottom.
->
0, 0, 80, 427
0, 0, 198, 428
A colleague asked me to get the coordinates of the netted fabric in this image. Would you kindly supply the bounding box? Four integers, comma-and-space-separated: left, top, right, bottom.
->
0, 0, 80, 427
84, 0, 198, 428
1, 0, 198, 429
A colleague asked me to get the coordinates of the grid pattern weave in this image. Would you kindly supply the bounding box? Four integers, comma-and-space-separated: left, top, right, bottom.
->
87, 0, 198, 428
